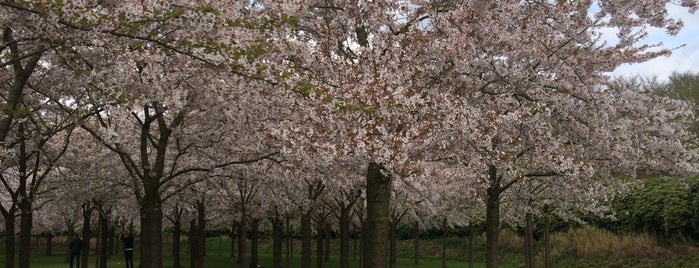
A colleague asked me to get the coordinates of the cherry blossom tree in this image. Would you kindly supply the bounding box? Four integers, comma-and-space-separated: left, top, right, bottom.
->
424, 2, 699, 267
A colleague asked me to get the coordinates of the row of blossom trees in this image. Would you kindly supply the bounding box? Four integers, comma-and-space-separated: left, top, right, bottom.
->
2, 1, 698, 268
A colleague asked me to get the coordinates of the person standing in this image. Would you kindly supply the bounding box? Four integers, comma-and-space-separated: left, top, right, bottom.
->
69, 234, 82, 268
121, 233, 135, 268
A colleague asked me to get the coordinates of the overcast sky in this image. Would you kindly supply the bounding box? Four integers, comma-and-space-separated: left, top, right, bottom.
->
611, 5, 699, 81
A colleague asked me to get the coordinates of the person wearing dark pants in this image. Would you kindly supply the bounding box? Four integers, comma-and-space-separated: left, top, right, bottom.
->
121, 233, 135, 268
69, 235, 82, 268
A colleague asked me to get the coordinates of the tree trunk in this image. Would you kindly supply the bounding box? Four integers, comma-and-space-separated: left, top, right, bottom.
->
413, 222, 419, 265
339, 208, 351, 268
544, 210, 551, 268
45, 233, 53, 256
173, 219, 182, 268
272, 216, 283, 268
18, 199, 32, 268
286, 218, 292, 268
441, 218, 447, 268
239, 210, 247, 268
524, 213, 535, 268
359, 219, 366, 268
140, 194, 164, 268
230, 223, 236, 258
98, 210, 109, 268
316, 224, 324, 268
251, 219, 260, 266
364, 162, 391, 268
389, 220, 398, 268
324, 227, 330, 263
108, 227, 115, 258
189, 220, 197, 268
196, 200, 206, 268
468, 225, 473, 268
0, 28, 42, 143
485, 164, 501, 268
4, 213, 15, 268
82, 203, 93, 268
301, 211, 312, 268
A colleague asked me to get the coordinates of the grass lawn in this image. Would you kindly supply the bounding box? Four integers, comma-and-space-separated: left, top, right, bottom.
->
0, 236, 516, 268
2, 252, 510, 268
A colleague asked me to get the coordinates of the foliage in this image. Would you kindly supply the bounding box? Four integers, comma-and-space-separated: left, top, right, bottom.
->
610, 177, 699, 241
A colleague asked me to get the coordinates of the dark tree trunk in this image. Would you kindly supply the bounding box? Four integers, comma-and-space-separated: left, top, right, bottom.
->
140, 192, 164, 268
413, 222, 420, 265
324, 227, 330, 263
359, 219, 366, 268
230, 223, 236, 258
468, 225, 473, 268
524, 212, 535, 268
98, 210, 109, 268
286, 218, 291, 268
544, 210, 551, 268
189, 220, 197, 268
316, 224, 324, 268
0, 28, 42, 142
272, 216, 283, 268
485, 165, 501, 268
108, 227, 115, 258
45, 233, 53, 256
3, 212, 15, 268
238, 211, 248, 268
18, 195, 32, 268
82, 203, 93, 268
339, 207, 351, 268
301, 211, 312, 268
196, 200, 206, 268
250, 219, 260, 266
364, 162, 391, 268
441, 218, 447, 268
172, 218, 182, 268
389, 220, 397, 268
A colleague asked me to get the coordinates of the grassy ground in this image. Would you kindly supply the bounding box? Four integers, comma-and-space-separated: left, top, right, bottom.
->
0, 236, 511, 268
6, 227, 699, 267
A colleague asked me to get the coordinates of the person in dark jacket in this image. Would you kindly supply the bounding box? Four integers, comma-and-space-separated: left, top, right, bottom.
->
69, 234, 82, 268
121, 233, 135, 268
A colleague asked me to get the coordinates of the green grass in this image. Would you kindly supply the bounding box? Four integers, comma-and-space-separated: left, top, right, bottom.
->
0, 237, 511, 268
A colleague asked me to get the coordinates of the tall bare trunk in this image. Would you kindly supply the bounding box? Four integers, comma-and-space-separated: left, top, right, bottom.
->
272, 216, 283, 268
413, 222, 419, 265
363, 162, 391, 268
98, 210, 109, 268
388, 220, 397, 268
468, 225, 473, 268
18, 200, 32, 268
189, 220, 197, 268
524, 213, 535, 268
172, 219, 181, 268
441, 218, 447, 268
230, 223, 236, 258
286, 218, 292, 268
3, 215, 15, 268
45, 233, 53, 256
82, 203, 93, 268
485, 165, 501, 268
324, 227, 330, 263
544, 210, 551, 268
251, 219, 260, 266
238, 210, 247, 268
301, 212, 312, 268
140, 193, 163, 268
339, 208, 351, 268
316, 224, 324, 268
196, 201, 206, 268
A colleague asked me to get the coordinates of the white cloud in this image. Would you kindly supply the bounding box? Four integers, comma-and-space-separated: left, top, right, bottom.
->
612, 5, 699, 81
